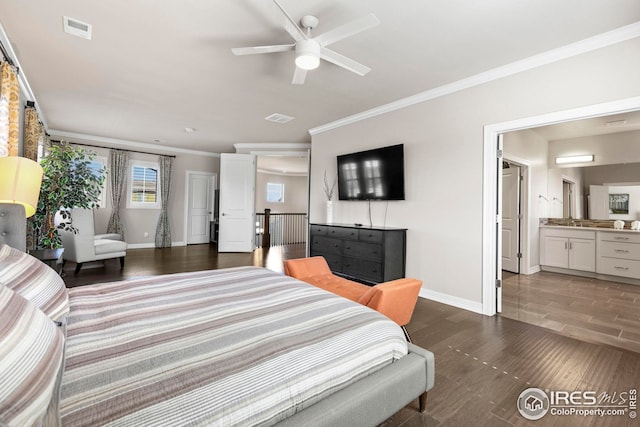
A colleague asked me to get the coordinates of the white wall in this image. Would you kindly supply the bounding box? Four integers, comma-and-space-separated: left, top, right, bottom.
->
255, 172, 308, 213
549, 130, 640, 166
309, 38, 640, 309
72, 144, 220, 246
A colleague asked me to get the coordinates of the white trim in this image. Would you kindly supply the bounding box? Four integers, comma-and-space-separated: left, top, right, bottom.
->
419, 289, 484, 315
309, 22, 640, 136
233, 142, 311, 151
127, 241, 185, 249
482, 96, 640, 316
49, 130, 221, 158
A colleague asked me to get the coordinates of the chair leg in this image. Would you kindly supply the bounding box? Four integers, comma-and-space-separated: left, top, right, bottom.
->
418, 391, 428, 413
74, 263, 83, 274
402, 326, 412, 343
119, 256, 125, 269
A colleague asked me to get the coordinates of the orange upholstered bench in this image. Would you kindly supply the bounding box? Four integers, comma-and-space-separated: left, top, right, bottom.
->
283, 256, 422, 341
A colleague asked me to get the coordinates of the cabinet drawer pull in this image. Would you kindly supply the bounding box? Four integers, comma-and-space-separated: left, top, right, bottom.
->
614, 249, 629, 253
345, 246, 351, 250
614, 236, 629, 240
614, 266, 629, 271
333, 244, 340, 248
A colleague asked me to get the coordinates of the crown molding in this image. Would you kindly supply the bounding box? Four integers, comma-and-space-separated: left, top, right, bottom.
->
233, 142, 311, 151
309, 21, 640, 136
49, 130, 221, 157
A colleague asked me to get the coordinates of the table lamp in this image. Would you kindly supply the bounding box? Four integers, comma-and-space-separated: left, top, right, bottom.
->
0, 156, 44, 217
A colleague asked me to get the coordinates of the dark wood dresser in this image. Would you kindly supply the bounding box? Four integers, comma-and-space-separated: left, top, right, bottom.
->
309, 223, 407, 284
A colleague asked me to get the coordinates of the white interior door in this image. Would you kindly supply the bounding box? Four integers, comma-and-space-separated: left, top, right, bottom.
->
187, 172, 214, 244
502, 164, 521, 273
218, 153, 256, 252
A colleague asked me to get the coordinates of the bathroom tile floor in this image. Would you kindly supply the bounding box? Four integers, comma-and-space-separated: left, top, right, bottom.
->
501, 270, 640, 354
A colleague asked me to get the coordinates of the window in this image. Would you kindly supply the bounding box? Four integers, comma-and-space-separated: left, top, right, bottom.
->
87, 156, 107, 207
266, 182, 284, 203
127, 160, 161, 209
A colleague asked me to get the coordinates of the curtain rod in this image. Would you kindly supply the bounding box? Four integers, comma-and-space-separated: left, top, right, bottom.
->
0, 40, 18, 72
51, 140, 176, 158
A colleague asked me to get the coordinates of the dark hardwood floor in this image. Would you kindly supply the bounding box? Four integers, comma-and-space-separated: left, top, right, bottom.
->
62, 245, 640, 426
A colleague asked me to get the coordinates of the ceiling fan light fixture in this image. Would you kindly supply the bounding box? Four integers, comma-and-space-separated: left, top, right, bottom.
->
295, 40, 320, 70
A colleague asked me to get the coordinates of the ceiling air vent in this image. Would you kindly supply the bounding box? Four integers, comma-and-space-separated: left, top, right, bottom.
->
265, 113, 295, 124
63, 16, 92, 40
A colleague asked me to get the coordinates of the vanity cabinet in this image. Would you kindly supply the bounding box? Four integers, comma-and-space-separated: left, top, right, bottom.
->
596, 232, 640, 279
309, 223, 406, 284
540, 228, 596, 272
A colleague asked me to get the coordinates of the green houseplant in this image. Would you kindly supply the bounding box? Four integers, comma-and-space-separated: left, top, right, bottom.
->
33, 142, 106, 249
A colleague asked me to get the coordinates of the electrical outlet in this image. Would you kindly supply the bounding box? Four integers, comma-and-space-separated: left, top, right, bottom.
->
144, 232, 149, 238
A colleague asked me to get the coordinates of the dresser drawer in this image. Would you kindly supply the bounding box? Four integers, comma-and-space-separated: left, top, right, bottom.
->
358, 229, 383, 243
598, 231, 640, 244
598, 241, 640, 261
342, 258, 383, 283
343, 241, 383, 262
597, 256, 640, 279
310, 236, 342, 255
314, 251, 343, 272
309, 224, 329, 236
326, 227, 358, 240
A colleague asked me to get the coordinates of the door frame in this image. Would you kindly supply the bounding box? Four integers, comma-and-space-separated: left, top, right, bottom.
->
184, 170, 217, 245
482, 96, 640, 316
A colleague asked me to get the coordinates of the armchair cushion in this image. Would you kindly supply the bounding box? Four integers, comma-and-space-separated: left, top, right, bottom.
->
94, 239, 127, 255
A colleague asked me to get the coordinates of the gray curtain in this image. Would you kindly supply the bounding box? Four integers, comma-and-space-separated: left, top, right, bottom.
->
155, 155, 172, 248
107, 149, 129, 238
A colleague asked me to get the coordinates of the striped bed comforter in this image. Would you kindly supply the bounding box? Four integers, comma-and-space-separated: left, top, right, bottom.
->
59, 267, 408, 426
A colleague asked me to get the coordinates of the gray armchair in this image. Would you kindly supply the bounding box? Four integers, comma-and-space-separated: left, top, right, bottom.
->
60, 208, 127, 274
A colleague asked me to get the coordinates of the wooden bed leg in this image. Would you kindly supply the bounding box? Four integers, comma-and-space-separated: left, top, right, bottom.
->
418, 391, 428, 413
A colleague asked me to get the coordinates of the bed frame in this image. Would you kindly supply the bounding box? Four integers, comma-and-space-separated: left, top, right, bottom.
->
276, 343, 434, 426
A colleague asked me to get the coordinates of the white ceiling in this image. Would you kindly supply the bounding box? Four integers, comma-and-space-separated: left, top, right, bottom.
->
1, 0, 639, 155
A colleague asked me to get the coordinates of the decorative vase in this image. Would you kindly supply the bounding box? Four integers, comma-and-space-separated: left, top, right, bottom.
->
326, 201, 333, 224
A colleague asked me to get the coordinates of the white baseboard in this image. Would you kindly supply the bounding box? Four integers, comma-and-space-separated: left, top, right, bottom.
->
527, 265, 541, 275
418, 288, 484, 315
126, 241, 186, 249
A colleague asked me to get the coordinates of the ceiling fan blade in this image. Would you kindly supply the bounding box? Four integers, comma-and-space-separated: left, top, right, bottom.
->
314, 13, 380, 47
320, 47, 371, 76
292, 66, 307, 85
231, 44, 295, 56
272, 0, 307, 42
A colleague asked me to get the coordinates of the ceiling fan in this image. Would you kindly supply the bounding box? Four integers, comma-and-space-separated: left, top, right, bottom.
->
231, 0, 380, 85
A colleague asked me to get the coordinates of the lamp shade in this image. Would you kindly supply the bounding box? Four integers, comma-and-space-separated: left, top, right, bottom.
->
0, 156, 43, 217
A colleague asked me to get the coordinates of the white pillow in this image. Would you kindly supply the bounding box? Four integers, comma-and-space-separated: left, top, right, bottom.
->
0, 285, 65, 427
0, 244, 70, 321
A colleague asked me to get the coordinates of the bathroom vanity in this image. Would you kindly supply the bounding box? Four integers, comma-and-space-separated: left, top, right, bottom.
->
540, 225, 640, 284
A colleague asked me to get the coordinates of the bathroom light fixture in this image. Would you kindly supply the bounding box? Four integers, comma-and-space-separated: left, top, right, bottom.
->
555, 154, 594, 165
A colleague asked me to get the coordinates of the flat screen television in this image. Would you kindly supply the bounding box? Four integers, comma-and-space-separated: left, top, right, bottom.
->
337, 144, 405, 201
